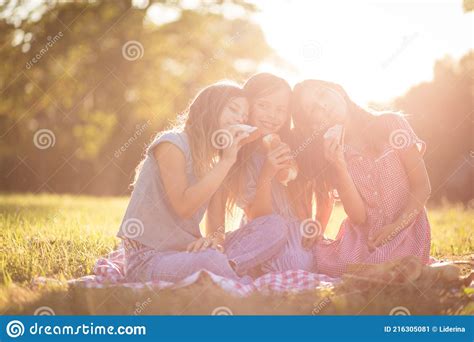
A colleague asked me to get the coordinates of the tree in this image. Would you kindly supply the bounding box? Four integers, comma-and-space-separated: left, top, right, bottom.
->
394, 52, 473, 202
0, 0, 272, 195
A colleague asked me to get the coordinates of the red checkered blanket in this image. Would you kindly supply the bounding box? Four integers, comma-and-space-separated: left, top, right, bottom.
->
68, 247, 339, 296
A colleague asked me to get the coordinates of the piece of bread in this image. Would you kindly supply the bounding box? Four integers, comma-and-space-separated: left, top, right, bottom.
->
323, 124, 344, 143
262, 133, 298, 186
230, 124, 262, 146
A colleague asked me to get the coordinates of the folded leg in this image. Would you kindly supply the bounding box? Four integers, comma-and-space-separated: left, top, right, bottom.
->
224, 214, 288, 276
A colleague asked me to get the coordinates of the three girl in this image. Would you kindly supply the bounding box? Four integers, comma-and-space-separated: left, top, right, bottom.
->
116, 75, 432, 282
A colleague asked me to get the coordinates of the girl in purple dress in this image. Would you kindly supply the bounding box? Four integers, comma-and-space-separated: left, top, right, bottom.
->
213, 73, 314, 276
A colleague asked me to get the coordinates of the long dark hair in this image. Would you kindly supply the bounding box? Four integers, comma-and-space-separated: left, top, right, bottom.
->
226, 73, 292, 212
291, 79, 397, 199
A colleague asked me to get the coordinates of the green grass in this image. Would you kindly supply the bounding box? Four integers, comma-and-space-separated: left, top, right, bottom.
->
0, 193, 125, 284
0, 193, 472, 315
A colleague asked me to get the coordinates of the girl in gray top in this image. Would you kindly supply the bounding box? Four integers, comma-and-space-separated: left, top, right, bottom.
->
117, 82, 287, 282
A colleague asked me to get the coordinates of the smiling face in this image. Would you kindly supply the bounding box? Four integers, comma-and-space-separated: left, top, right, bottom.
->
218, 96, 249, 129
299, 85, 348, 132
248, 87, 290, 135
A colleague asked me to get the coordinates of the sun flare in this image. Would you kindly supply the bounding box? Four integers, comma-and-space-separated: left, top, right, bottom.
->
254, 0, 473, 104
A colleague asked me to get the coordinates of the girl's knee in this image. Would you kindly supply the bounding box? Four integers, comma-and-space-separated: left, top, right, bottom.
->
196, 248, 228, 266
197, 249, 238, 277
256, 214, 288, 243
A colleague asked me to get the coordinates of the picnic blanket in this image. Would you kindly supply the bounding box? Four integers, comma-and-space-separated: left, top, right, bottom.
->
68, 247, 339, 297
66, 248, 473, 298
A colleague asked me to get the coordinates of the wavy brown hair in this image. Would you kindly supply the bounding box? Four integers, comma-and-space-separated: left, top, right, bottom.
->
226, 73, 297, 214
133, 82, 245, 186
184, 82, 245, 178
291, 79, 400, 202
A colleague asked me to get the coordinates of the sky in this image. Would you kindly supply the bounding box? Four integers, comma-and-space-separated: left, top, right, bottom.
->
4, 0, 472, 105
253, 0, 473, 104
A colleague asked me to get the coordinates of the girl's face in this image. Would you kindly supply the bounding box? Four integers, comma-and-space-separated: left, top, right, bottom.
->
249, 87, 290, 135
219, 97, 249, 129
299, 85, 348, 132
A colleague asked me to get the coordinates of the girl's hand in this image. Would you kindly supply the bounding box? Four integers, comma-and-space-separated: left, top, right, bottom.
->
220, 127, 249, 165
262, 143, 293, 178
186, 236, 224, 253
368, 223, 401, 251
323, 137, 346, 172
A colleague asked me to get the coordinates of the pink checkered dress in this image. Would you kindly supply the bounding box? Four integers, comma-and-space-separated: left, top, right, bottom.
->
314, 115, 431, 277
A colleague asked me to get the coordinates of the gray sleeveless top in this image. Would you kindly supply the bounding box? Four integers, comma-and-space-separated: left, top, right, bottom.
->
116, 130, 207, 251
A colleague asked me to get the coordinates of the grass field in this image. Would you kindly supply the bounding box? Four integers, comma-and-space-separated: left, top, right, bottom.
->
0, 193, 473, 315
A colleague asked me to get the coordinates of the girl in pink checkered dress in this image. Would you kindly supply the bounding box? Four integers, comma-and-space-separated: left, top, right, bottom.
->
292, 80, 432, 277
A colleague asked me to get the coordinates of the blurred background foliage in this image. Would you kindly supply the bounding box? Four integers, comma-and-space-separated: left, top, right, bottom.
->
0, 0, 472, 203
0, 0, 272, 195
394, 52, 473, 203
